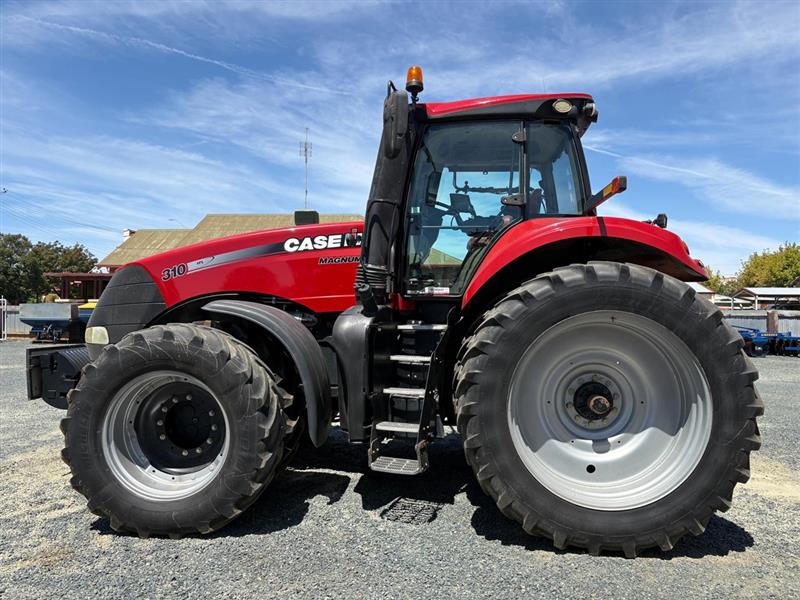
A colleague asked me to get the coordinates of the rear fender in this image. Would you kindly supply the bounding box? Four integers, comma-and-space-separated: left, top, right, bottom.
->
202, 299, 331, 447
462, 217, 707, 311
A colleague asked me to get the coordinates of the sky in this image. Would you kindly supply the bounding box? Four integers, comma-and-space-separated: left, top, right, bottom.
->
1, 0, 798, 275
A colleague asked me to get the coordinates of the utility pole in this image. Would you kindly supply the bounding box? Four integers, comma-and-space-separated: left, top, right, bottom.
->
299, 128, 312, 209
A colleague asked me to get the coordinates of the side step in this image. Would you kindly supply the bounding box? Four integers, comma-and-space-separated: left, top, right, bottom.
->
368, 403, 430, 476
370, 455, 425, 475
375, 421, 418, 434
395, 324, 446, 331
382, 387, 425, 397
388, 354, 431, 364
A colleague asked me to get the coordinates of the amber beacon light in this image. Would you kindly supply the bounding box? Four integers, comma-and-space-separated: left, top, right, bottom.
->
406, 65, 424, 100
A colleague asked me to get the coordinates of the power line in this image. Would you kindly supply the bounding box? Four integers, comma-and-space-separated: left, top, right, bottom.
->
6, 195, 121, 234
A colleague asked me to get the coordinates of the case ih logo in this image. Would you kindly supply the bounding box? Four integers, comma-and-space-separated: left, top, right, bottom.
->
283, 233, 361, 253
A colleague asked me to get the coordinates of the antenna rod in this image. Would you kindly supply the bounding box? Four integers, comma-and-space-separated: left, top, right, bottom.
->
299, 128, 312, 210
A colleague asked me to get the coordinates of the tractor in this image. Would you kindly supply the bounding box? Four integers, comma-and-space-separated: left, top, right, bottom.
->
27, 67, 761, 557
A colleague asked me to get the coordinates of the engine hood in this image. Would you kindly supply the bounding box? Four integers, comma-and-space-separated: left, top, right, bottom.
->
125, 221, 364, 313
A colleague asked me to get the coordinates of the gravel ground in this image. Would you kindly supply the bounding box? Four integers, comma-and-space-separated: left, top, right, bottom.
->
1, 340, 798, 599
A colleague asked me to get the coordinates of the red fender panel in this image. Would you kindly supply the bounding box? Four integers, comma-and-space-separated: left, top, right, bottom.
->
462, 216, 707, 309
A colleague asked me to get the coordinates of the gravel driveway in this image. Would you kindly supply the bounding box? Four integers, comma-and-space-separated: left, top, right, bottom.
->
1, 340, 798, 599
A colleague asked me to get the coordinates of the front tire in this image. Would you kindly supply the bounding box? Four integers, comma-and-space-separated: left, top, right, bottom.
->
61, 323, 287, 537
454, 262, 762, 556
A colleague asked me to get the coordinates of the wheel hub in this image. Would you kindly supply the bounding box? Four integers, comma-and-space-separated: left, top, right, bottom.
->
564, 375, 622, 430
102, 370, 230, 502
135, 382, 225, 470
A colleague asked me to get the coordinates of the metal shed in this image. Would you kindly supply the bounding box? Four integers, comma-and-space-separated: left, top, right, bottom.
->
733, 287, 800, 310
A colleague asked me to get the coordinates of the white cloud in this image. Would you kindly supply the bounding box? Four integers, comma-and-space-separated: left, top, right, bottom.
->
585, 144, 800, 221
600, 201, 784, 275
1, 127, 314, 257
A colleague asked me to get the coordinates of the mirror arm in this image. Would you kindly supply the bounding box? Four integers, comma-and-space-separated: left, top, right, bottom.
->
585, 176, 627, 214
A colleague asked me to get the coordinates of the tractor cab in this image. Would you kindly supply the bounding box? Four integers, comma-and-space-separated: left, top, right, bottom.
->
357, 67, 604, 312
403, 116, 587, 297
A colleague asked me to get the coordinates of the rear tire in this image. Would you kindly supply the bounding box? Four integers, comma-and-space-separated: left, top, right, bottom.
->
454, 262, 762, 556
61, 323, 287, 537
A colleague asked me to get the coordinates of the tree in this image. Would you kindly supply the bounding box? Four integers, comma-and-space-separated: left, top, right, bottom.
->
0, 233, 97, 303
703, 266, 738, 296
0, 233, 33, 304
24, 240, 97, 299
736, 243, 800, 289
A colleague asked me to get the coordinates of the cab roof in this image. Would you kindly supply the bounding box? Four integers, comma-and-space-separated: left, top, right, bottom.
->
421, 93, 597, 134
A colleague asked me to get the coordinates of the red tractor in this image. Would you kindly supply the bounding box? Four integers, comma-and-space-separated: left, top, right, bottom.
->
27, 67, 760, 556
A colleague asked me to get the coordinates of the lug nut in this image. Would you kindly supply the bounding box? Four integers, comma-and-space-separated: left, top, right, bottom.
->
186, 394, 192, 401
159, 434, 166, 440
172, 396, 178, 404
195, 448, 202, 454
157, 419, 164, 426
181, 450, 188, 456
208, 410, 215, 417
206, 438, 213, 445
211, 424, 218, 431
161, 406, 168, 413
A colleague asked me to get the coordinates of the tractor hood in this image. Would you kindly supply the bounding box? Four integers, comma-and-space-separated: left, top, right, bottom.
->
119, 221, 364, 314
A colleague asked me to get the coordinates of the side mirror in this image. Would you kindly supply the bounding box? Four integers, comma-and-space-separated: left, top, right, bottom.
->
382, 89, 409, 159
586, 176, 627, 213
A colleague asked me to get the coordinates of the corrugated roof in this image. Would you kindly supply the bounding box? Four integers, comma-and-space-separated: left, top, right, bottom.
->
178, 213, 360, 246
99, 214, 362, 267
99, 229, 190, 267
735, 287, 800, 297
426, 248, 462, 265
687, 282, 713, 294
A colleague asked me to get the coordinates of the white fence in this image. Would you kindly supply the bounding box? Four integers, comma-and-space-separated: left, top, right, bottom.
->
0, 297, 6, 341
0, 304, 32, 337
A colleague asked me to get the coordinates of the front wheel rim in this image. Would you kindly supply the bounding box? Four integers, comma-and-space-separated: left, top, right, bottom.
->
102, 370, 230, 502
507, 310, 713, 511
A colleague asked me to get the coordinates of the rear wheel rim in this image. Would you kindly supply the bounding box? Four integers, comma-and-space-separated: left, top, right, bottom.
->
507, 310, 713, 511
102, 370, 229, 502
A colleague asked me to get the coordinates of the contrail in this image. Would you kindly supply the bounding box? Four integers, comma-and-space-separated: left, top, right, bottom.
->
13, 15, 349, 95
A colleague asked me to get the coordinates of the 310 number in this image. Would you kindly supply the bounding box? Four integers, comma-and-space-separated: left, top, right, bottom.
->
161, 263, 187, 281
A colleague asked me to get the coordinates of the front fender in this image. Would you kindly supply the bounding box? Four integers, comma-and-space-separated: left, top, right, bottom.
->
202, 299, 331, 447
462, 216, 706, 309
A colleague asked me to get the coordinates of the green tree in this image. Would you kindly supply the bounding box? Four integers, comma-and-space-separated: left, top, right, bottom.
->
736, 243, 800, 288
704, 266, 738, 296
0, 234, 97, 303
24, 241, 97, 299
0, 233, 34, 304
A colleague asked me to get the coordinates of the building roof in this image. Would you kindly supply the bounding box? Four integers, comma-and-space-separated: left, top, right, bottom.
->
427, 248, 462, 265
711, 294, 752, 305
99, 214, 362, 268
178, 213, 360, 246
734, 287, 800, 297
687, 282, 714, 294
99, 229, 190, 267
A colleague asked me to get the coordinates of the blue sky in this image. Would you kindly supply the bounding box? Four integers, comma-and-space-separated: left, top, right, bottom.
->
1, 0, 798, 274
